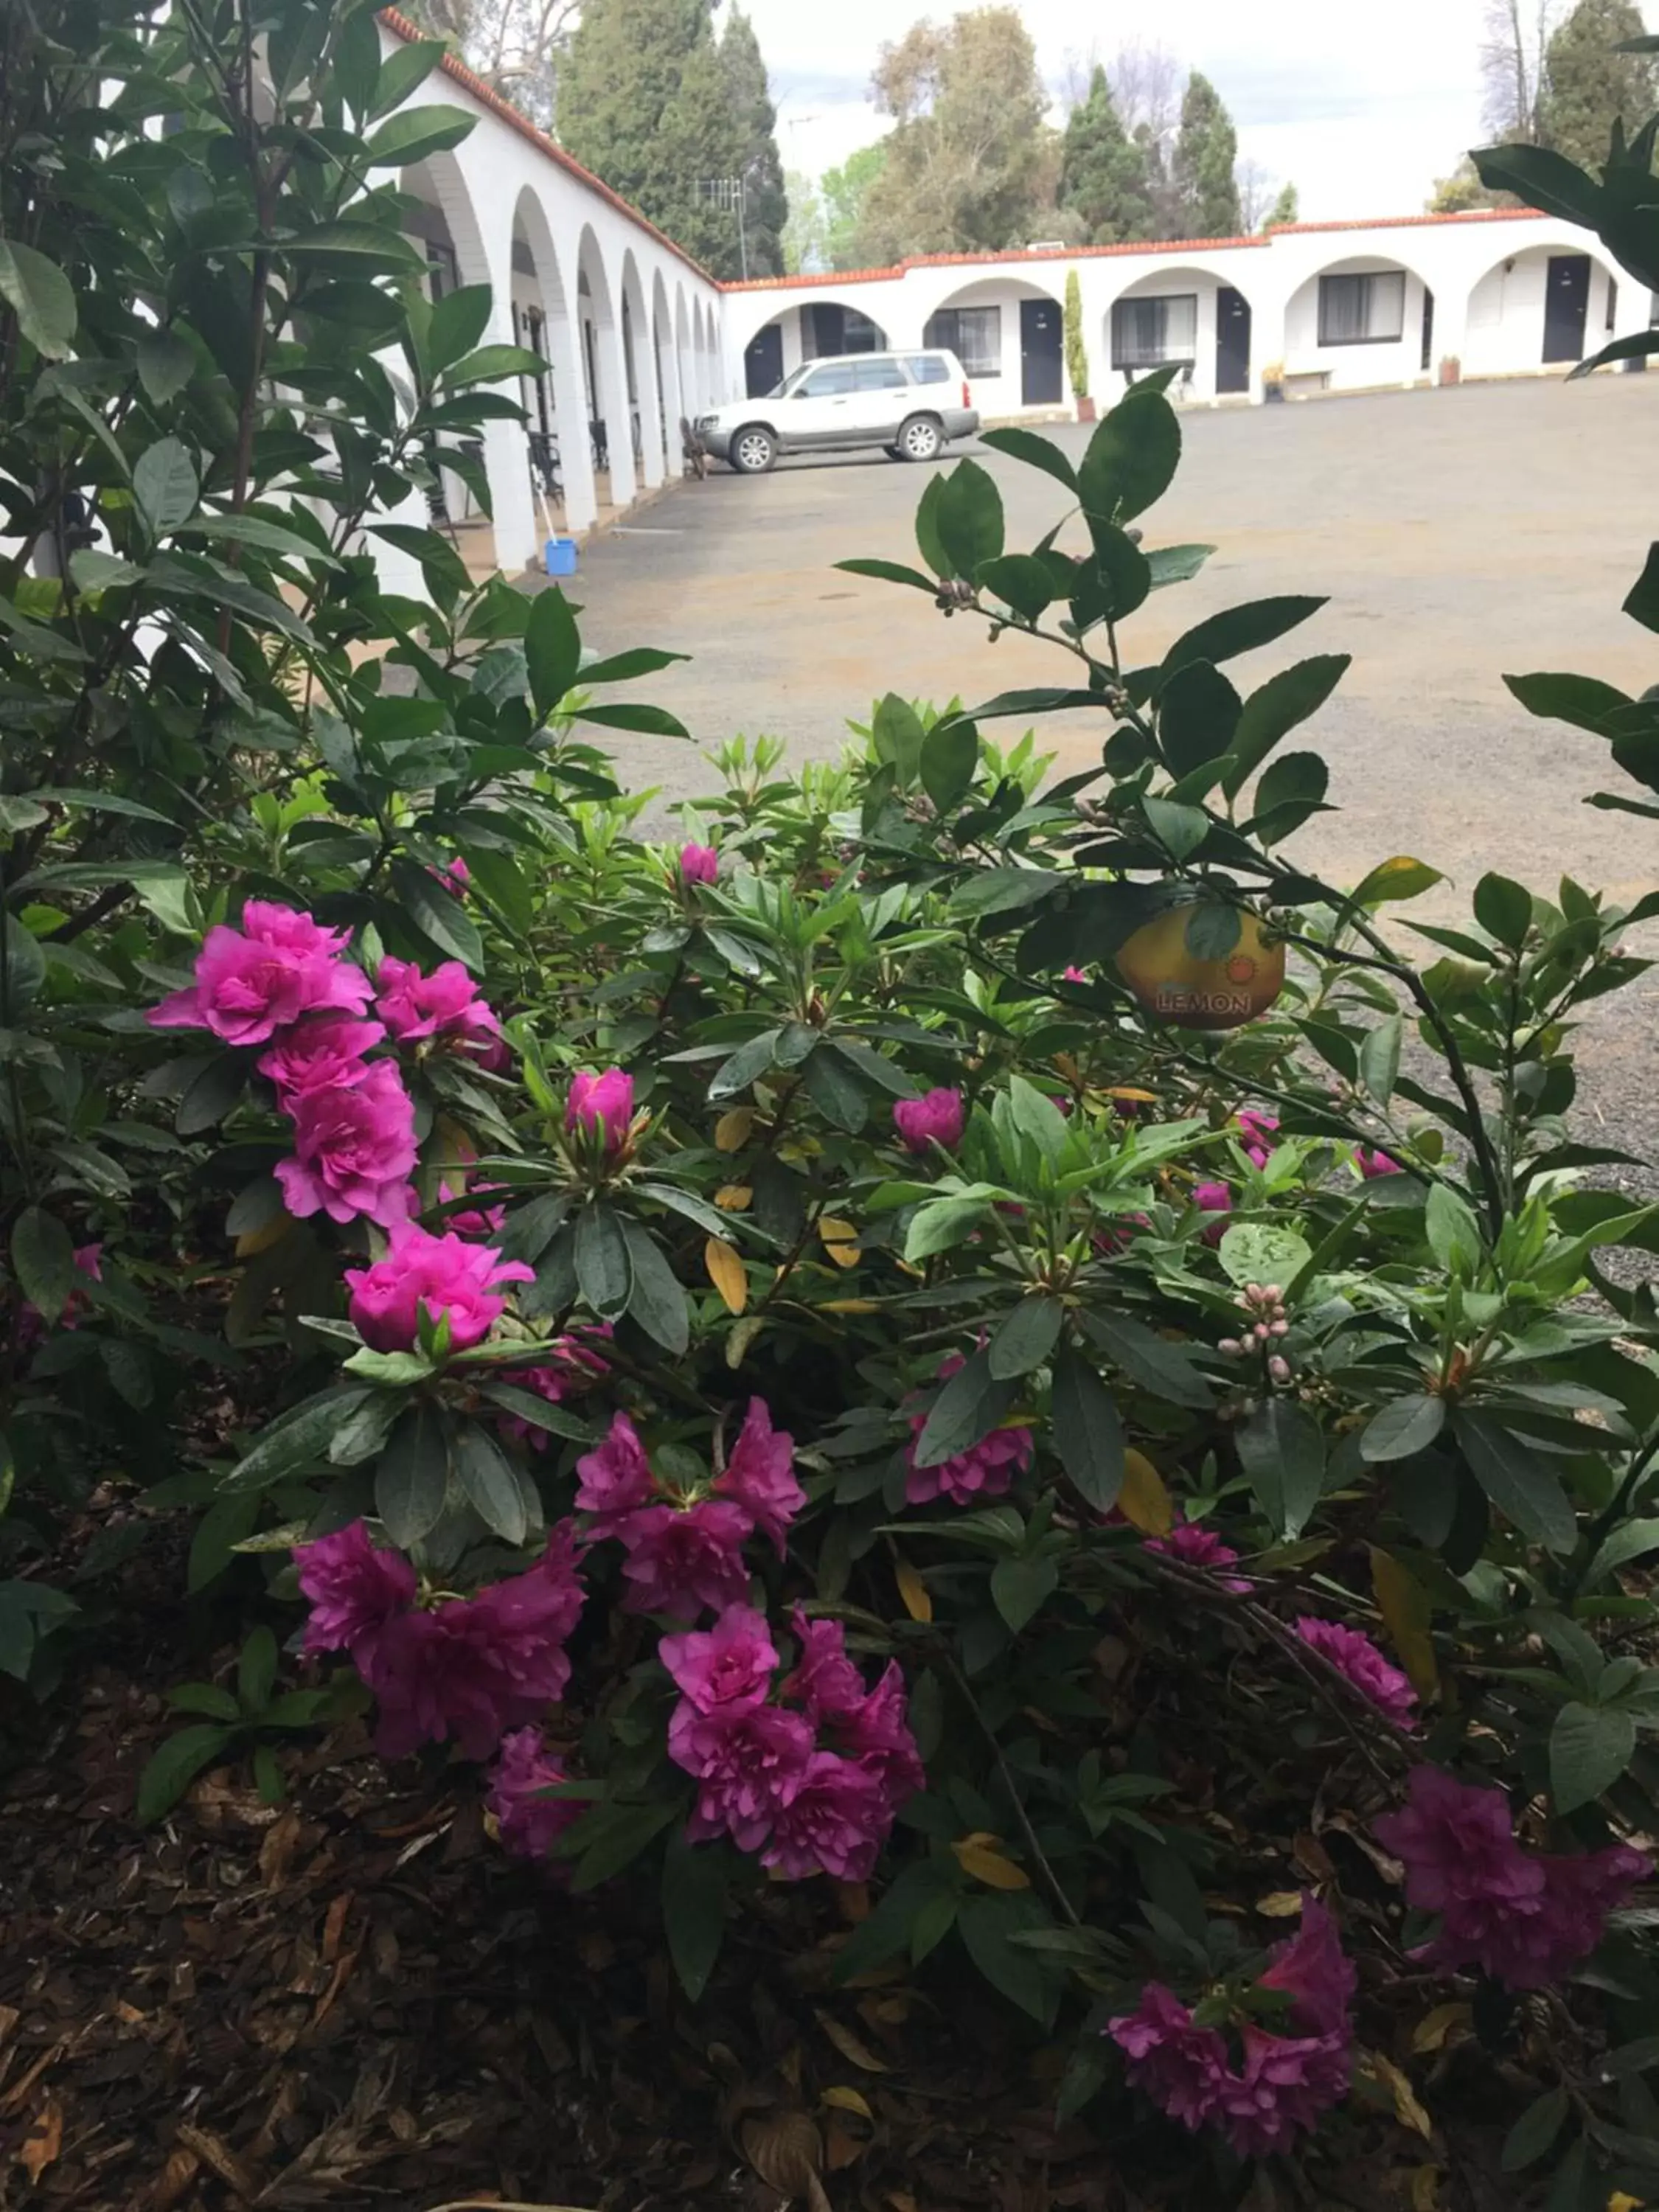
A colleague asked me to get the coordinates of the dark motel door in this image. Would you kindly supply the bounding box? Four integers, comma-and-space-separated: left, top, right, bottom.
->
1020, 297, 1063, 406
745, 321, 784, 397
1543, 254, 1590, 364
1215, 286, 1251, 394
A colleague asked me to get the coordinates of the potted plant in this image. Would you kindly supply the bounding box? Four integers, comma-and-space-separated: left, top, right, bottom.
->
1065, 270, 1096, 422
1439, 354, 1462, 387
1262, 361, 1285, 404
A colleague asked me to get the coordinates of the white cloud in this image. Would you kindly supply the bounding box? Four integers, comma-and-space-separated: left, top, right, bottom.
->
751, 0, 1506, 222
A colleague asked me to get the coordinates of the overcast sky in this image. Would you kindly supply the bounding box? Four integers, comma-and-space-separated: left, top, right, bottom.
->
739, 0, 1528, 223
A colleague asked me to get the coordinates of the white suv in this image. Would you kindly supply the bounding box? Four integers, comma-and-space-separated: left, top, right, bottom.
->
698, 350, 980, 474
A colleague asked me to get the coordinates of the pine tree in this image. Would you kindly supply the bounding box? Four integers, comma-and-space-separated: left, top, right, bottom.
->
1057, 64, 1155, 243
1170, 69, 1242, 239
1262, 181, 1299, 229
718, 10, 787, 278
1538, 0, 1658, 173
556, 0, 709, 226
648, 27, 747, 272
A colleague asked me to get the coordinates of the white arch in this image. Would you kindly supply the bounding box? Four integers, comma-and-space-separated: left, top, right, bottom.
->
576, 224, 633, 507
653, 268, 684, 476
1462, 239, 1626, 380
675, 282, 693, 429
1097, 260, 1262, 404
512, 185, 596, 537
1281, 251, 1439, 394
620, 248, 665, 489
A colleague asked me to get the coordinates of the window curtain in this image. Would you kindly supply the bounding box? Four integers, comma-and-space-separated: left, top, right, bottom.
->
1112, 295, 1197, 367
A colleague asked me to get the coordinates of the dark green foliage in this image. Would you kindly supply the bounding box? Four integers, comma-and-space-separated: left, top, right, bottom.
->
1539, 0, 1658, 174
1170, 69, 1242, 239
717, 8, 787, 279
1057, 65, 1155, 245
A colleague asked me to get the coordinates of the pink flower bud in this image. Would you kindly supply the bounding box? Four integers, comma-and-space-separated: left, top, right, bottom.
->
679, 842, 719, 886
566, 1067, 635, 1153
1268, 1355, 1291, 1383
893, 1088, 966, 1154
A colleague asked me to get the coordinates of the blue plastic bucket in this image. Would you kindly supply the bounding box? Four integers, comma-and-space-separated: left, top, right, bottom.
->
544, 537, 578, 577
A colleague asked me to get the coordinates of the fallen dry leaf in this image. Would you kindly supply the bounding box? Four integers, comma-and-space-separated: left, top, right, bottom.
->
813, 2008, 890, 2073
20, 2096, 63, 2182
741, 2110, 824, 2202
1409, 2167, 1441, 2211
895, 1556, 932, 1624
1254, 1891, 1304, 1918
1411, 2002, 1472, 2055
1118, 1449, 1173, 1537
953, 1837, 1032, 1891
1359, 2049, 1434, 2140
714, 1107, 754, 1151
821, 2086, 873, 2121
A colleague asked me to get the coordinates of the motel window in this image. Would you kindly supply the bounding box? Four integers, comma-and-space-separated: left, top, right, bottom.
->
1317, 271, 1406, 345
1110, 293, 1198, 369
922, 305, 1002, 377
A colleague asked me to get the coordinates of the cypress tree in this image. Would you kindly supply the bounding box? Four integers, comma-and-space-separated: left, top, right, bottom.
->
718, 8, 788, 279
1057, 65, 1155, 243
556, 0, 708, 223
1538, 0, 1658, 173
1170, 69, 1242, 239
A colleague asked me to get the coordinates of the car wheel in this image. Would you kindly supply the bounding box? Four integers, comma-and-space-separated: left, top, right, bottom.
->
897, 414, 942, 462
731, 425, 777, 474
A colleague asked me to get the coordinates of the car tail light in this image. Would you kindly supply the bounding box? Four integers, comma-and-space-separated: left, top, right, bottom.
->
962, 380, 972, 408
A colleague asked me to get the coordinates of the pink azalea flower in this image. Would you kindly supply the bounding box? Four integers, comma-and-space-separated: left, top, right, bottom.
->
1357, 1146, 1402, 1178
785, 1607, 867, 1723
905, 1353, 1034, 1506
1192, 1180, 1233, 1246
1144, 1519, 1251, 1593
274, 1060, 417, 1228
344, 1221, 533, 1354
1061, 964, 1088, 984
1216, 2025, 1352, 2157
893, 1087, 966, 1154
1235, 1108, 1280, 1169
1296, 1617, 1418, 1730
432, 855, 470, 896
660, 1604, 777, 1714
574, 1408, 657, 1532
760, 1751, 891, 1881
487, 1727, 582, 1860
148, 901, 372, 1046
257, 1014, 385, 1100
1108, 1985, 1230, 2133
1374, 1766, 1543, 1917
293, 1520, 417, 1672
712, 1398, 804, 1554
679, 842, 719, 885
834, 1660, 925, 1815
375, 956, 501, 1056
437, 1179, 508, 1239
614, 1499, 754, 1619
1257, 1897, 1357, 2037
669, 1700, 815, 1849
368, 1526, 585, 1761
72, 1242, 102, 1284
566, 1067, 633, 1152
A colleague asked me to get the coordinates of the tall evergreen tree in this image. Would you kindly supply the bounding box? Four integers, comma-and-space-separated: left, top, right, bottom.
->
1538, 0, 1658, 173
556, 0, 709, 227
1170, 69, 1242, 238
1057, 64, 1155, 243
648, 27, 747, 271
823, 143, 887, 268
718, 8, 787, 279
1263, 181, 1300, 229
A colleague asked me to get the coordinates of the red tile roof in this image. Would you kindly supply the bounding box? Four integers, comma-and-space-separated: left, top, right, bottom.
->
378, 7, 717, 288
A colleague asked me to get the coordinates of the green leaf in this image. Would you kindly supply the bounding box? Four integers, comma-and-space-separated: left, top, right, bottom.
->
976, 554, 1054, 622
1217, 1222, 1312, 1289
168, 1682, 241, 1721
1220, 655, 1352, 797
133, 437, 200, 540
1473, 872, 1533, 949
138, 1724, 235, 1823
444, 342, 549, 388
991, 1552, 1059, 1633
525, 584, 582, 720
975, 425, 1079, 491
914, 473, 950, 578
369, 35, 447, 116
1550, 1702, 1635, 1816
1500, 2086, 1570, 2174
1183, 903, 1241, 960
174, 512, 340, 567
708, 1027, 780, 1102
1425, 1185, 1482, 1274
1348, 855, 1444, 908
835, 556, 940, 592
1236, 1397, 1326, 1540
1050, 1347, 1125, 1512
661, 1831, 734, 2000
1624, 542, 1659, 636
1360, 1395, 1447, 1463
333, 3, 382, 119
363, 104, 476, 167
452, 1422, 528, 1543
0, 591, 83, 663
0, 239, 76, 358
328, 1389, 405, 1467
904, 1199, 990, 1263
1584, 1515, 1659, 1588
1142, 795, 1208, 861
375, 1402, 451, 1547
390, 855, 486, 971
10, 1204, 74, 1315
238, 1624, 279, 1712
1081, 1312, 1211, 1408
1083, 522, 1152, 621
934, 458, 1004, 578
959, 1893, 1062, 2025
1078, 388, 1180, 526
987, 1297, 1063, 1382
1, 912, 46, 1009
1006, 1074, 1068, 1167
1161, 595, 1326, 686
913, 1348, 1004, 1470
1470, 141, 1605, 226
478, 1382, 593, 1442
1146, 543, 1216, 588
1158, 659, 1242, 778
1503, 669, 1630, 735
872, 692, 926, 787
136, 327, 196, 406
1251, 748, 1328, 835
577, 699, 690, 739
1453, 1411, 1578, 1554
428, 282, 493, 375
621, 1217, 689, 1354
575, 1204, 633, 1319
802, 1044, 869, 1133
1358, 1013, 1402, 1104
566, 1797, 681, 1892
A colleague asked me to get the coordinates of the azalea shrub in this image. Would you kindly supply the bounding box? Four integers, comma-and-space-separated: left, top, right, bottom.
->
7, 2, 1659, 2202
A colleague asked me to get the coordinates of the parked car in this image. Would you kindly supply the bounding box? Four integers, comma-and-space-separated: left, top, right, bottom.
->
698, 350, 979, 474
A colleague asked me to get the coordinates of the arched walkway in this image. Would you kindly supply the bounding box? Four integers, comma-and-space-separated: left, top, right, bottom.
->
1282, 254, 1437, 395
737, 293, 891, 396
922, 274, 1063, 412
1102, 262, 1259, 403
653, 271, 682, 475
1462, 241, 1624, 378
511, 186, 597, 536
576, 226, 633, 509
620, 248, 665, 489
